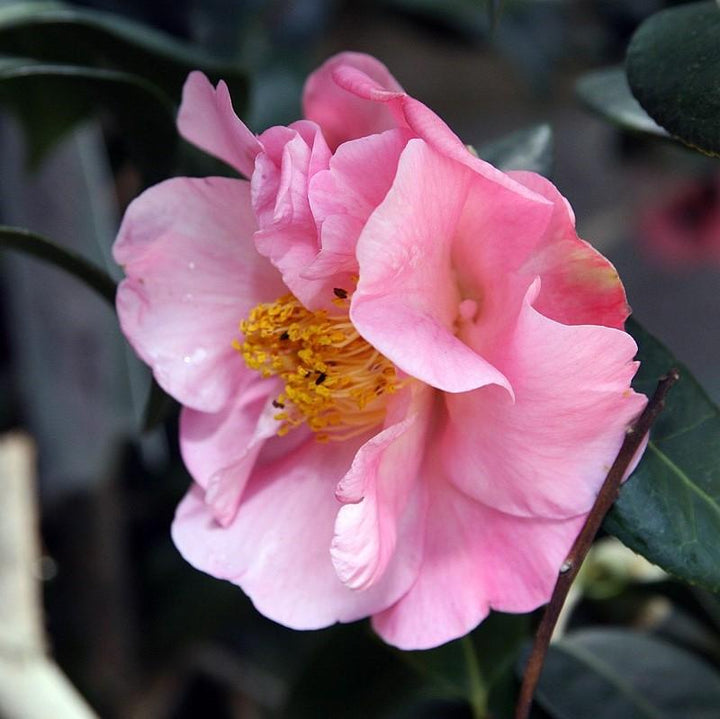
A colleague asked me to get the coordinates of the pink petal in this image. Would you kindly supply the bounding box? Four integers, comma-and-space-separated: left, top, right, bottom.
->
351, 139, 511, 394
180, 379, 283, 526
444, 281, 646, 519
172, 433, 421, 629
252, 121, 332, 308
509, 171, 630, 330
114, 177, 284, 412
447, 162, 556, 359
177, 71, 261, 178
331, 387, 431, 590
303, 52, 405, 149
372, 475, 587, 650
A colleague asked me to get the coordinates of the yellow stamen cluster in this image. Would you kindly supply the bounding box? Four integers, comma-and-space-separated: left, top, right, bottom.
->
234, 292, 400, 441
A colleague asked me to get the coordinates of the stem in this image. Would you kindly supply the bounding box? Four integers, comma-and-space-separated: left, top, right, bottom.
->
514, 369, 679, 719
461, 635, 489, 719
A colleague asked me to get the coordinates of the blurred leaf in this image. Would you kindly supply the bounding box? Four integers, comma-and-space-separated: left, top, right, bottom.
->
0, 60, 176, 176
142, 377, 177, 432
0, 1, 248, 106
0, 225, 116, 304
532, 629, 720, 718
604, 320, 720, 592
576, 67, 668, 139
627, 1, 720, 156
478, 124, 553, 177
282, 623, 427, 719
405, 612, 529, 717
487, 0, 504, 30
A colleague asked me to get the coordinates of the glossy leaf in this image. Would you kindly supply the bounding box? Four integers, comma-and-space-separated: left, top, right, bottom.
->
0, 1, 248, 106
478, 124, 553, 176
627, 1, 720, 156
576, 67, 667, 139
605, 320, 720, 592
0, 225, 116, 304
0, 61, 176, 176
533, 629, 720, 719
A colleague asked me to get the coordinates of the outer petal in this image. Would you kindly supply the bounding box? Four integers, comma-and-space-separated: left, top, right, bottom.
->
303, 52, 405, 149
372, 472, 587, 650
509, 170, 630, 330
331, 386, 431, 591
114, 177, 284, 412
351, 139, 511, 395
172, 434, 421, 629
445, 281, 646, 519
177, 71, 261, 178
180, 378, 283, 526
328, 58, 549, 204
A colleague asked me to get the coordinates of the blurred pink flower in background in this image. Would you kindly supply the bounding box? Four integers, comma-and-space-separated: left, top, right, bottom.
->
639, 173, 720, 269
114, 53, 646, 649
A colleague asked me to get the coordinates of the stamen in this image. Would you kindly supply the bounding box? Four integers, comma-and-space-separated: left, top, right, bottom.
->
236, 293, 401, 440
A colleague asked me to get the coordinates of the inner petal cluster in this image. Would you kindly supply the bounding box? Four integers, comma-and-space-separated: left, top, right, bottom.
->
236, 292, 401, 441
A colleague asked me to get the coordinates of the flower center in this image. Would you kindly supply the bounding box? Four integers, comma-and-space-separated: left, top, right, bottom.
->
235, 291, 400, 441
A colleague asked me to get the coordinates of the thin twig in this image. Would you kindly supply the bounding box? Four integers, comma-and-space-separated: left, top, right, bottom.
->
514, 368, 680, 719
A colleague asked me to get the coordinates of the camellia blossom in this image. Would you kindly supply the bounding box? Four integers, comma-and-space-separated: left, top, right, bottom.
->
114, 52, 647, 650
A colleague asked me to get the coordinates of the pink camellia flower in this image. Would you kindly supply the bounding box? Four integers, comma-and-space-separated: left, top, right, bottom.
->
114, 52, 647, 650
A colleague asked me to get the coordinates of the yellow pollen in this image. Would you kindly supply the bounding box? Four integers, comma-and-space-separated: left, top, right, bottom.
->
236, 293, 401, 441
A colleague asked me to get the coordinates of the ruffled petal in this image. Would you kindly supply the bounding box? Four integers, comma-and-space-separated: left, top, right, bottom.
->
303, 52, 405, 149
372, 473, 587, 650
444, 281, 646, 519
331, 387, 431, 590
351, 139, 511, 394
252, 121, 332, 308
180, 379, 284, 526
509, 171, 630, 330
172, 433, 421, 630
114, 177, 284, 412
177, 71, 261, 178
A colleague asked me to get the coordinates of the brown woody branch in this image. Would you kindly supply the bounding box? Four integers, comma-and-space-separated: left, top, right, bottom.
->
514, 368, 680, 719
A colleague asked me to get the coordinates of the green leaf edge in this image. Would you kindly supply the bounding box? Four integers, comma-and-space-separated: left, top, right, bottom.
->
0, 225, 116, 305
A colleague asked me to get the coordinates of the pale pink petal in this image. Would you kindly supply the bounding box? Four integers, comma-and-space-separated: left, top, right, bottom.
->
445, 281, 646, 519
172, 433, 421, 629
303, 52, 405, 148
309, 128, 411, 226
252, 121, 332, 308
447, 163, 556, 359
372, 474, 587, 650
180, 379, 284, 526
177, 71, 261, 178
509, 171, 630, 330
331, 386, 431, 590
114, 177, 284, 412
351, 139, 511, 394
301, 128, 411, 285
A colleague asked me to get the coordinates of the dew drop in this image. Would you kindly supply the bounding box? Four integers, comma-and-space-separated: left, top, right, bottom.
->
188, 261, 196, 270
183, 347, 207, 365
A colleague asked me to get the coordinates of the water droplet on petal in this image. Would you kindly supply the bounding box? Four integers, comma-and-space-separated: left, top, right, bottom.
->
183, 347, 207, 365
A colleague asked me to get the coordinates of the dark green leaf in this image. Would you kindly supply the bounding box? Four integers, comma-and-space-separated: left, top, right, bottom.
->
478, 124, 553, 177
576, 67, 668, 139
142, 378, 177, 432
604, 320, 720, 592
282, 623, 427, 719
0, 225, 116, 304
0, 1, 248, 106
627, 1, 720, 156
0, 61, 177, 176
532, 629, 720, 719
402, 612, 531, 717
